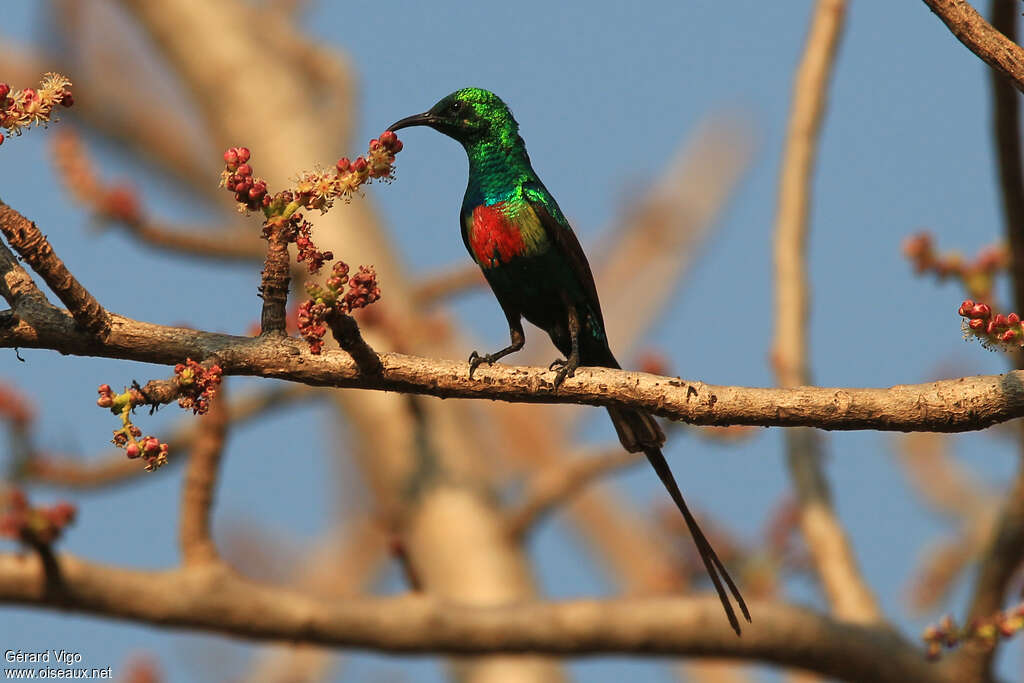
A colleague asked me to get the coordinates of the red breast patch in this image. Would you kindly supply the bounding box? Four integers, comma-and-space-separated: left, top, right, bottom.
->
470, 203, 527, 268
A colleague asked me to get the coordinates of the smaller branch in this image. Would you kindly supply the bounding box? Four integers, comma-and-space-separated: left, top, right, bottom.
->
506, 449, 642, 539
20, 384, 319, 490
952, 4, 1024, 681
328, 314, 382, 374
179, 387, 229, 565
989, 0, 1024, 315
51, 129, 264, 263
773, 0, 880, 624
114, 221, 264, 262
0, 200, 109, 338
411, 264, 485, 306
0, 239, 48, 310
922, 0, 1024, 94
259, 226, 291, 336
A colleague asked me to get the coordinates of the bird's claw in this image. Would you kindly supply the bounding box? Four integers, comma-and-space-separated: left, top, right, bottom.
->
468, 350, 492, 378
549, 357, 578, 389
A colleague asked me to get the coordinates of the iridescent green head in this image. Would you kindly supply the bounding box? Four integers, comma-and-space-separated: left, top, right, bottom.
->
388, 88, 521, 150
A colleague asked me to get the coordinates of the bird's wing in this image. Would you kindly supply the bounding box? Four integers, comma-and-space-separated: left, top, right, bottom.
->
522, 181, 605, 330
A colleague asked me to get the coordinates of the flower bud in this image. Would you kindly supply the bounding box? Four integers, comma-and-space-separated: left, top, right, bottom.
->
970, 303, 991, 319
959, 300, 975, 317
125, 442, 140, 459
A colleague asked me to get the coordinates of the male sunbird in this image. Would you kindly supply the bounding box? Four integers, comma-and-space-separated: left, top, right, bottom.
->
389, 88, 750, 634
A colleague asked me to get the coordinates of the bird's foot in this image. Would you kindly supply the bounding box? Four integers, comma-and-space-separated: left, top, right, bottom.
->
468, 350, 495, 378
549, 356, 578, 389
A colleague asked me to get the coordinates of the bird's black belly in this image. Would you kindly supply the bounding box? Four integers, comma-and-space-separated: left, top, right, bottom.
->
482, 255, 611, 364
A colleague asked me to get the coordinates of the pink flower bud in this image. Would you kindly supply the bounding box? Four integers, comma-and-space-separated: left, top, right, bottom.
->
236, 147, 251, 163
352, 156, 367, 173
0, 84, 9, 100
959, 300, 975, 317
236, 163, 252, 177
98, 384, 111, 394
125, 443, 140, 459
1009, 313, 1020, 325
970, 303, 992, 319
1003, 329, 1019, 342
994, 314, 1009, 329
969, 318, 985, 331
224, 149, 238, 166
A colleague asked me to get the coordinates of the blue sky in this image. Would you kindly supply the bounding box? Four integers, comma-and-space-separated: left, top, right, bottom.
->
2, 1, 1021, 681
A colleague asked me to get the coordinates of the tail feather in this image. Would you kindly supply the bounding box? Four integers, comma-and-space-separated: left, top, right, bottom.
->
607, 406, 750, 636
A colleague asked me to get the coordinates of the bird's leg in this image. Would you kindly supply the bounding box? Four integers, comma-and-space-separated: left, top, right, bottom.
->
468, 316, 525, 378
550, 305, 580, 388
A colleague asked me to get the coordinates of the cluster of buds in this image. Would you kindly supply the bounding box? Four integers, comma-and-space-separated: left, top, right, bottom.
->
0, 73, 74, 146
52, 130, 143, 223
295, 220, 333, 273
221, 131, 402, 218
903, 232, 1008, 301
0, 488, 76, 546
222, 147, 269, 212
923, 605, 1024, 659
97, 384, 169, 471
297, 262, 381, 354
174, 359, 223, 415
958, 299, 1024, 350
290, 131, 402, 214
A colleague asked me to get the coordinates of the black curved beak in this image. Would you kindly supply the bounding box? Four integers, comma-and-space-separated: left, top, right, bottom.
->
387, 112, 441, 132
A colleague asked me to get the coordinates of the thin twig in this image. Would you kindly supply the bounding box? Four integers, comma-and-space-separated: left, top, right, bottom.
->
0, 201, 110, 338
772, 0, 881, 623
179, 387, 229, 565
19, 384, 319, 490
411, 264, 485, 306
328, 314, 382, 374
506, 449, 643, 539
922, 0, 1024, 94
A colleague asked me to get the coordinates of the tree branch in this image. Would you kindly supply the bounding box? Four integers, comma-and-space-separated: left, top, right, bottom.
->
953, 4, 1024, 680
772, 0, 881, 623
922, 0, 1024, 93
0, 201, 110, 338
4, 306, 1024, 433
178, 388, 229, 565
0, 551, 954, 683
19, 384, 319, 490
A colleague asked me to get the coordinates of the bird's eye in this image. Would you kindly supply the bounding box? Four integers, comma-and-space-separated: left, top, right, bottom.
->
450, 101, 462, 113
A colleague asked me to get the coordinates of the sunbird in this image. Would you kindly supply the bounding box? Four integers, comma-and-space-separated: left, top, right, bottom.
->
389, 88, 750, 634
